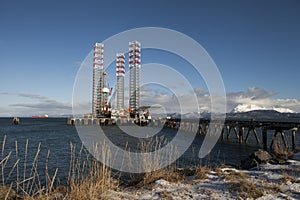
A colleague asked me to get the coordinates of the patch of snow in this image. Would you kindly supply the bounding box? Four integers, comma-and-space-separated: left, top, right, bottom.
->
272, 107, 295, 113
290, 183, 300, 193
233, 104, 267, 113
257, 193, 290, 200
155, 179, 171, 186
232, 104, 295, 113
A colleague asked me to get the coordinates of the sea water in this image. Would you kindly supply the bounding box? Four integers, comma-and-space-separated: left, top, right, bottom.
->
0, 117, 299, 184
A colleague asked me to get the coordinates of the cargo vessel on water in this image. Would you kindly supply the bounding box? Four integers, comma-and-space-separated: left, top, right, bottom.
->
32, 115, 49, 118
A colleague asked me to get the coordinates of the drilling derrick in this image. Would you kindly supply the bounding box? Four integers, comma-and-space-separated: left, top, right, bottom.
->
129, 41, 141, 117
92, 42, 104, 118
116, 53, 125, 113
92, 42, 112, 118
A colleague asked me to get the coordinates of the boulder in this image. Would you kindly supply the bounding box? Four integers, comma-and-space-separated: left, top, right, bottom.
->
253, 149, 272, 164
241, 149, 272, 169
241, 158, 258, 170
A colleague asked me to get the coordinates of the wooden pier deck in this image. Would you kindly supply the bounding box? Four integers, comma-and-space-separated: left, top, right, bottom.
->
164, 118, 299, 151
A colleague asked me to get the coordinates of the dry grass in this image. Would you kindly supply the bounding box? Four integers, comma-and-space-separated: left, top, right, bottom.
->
271, 140, 294, 159
213, 164, 228, 177
227, 179, 264, 198
0, 185, 16, 200
0, 136, 117, 200
223, 170, 288, 199
157, 190, 173, 200
138, 167, 185, 187
128, 136, 184, 187
281, 172, 298, 184
224, 171, 264, 198
1, 136, 59, 199
67, 142, 117, 200
195, 164, 227, 179
195, 166, 209, 179
0, 134, 184, 199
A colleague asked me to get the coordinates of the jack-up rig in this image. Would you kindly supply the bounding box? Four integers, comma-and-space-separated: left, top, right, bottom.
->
90, 41, 152, 126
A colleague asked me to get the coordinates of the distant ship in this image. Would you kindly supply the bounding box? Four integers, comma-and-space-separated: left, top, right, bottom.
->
32, 114, 49, 118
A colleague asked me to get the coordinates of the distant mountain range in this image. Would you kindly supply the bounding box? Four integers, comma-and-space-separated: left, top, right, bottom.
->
226, 110, 300, 121
226, 104, 299, 121
163, 109, 300, 121
55, 105, 300, 121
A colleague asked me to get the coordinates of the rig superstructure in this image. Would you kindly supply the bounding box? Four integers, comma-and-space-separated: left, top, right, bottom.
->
115, 53, 125, 113
92, 43, 112, 118
92, 43, 104, 117
128, 41, 141, 117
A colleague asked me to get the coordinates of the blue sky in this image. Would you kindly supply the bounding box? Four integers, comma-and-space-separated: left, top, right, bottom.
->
1, 0, 300, 116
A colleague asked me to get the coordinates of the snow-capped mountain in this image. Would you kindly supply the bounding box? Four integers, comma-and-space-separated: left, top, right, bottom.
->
232, 104, 295, 113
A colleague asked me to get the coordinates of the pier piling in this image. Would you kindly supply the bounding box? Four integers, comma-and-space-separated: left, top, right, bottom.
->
239, 126, 244, 144
262, 128, 267, 150
291, 128, 297, 150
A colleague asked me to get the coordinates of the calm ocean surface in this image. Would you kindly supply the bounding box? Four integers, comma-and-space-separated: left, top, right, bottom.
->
0, 117, 299, 184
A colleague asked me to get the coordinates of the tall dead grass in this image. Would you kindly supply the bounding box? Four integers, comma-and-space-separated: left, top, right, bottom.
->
195, 166, 209, 179
0, 136, 116, 200
0, 134, 186, 199
0, 133, 192, 198
0, 135, 58, 199
67, 142, 117, 200
271, 139, 294, 159
128, 136, 184, 187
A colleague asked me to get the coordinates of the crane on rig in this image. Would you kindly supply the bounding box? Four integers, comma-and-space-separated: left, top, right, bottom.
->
96, 71, 113, 118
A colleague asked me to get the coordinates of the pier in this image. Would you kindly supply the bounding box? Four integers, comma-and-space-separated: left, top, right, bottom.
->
67, 117, 116, 126
164, 118, 299, 151
67, 117, 165, 127
68, 117, 299, 151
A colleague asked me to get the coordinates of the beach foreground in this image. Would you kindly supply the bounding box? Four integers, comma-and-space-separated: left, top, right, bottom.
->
2, 156, 299, 199
107, 157, 300, 200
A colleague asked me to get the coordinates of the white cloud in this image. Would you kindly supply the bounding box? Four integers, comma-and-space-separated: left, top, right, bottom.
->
0, 92, 72, 117
224, 88, 300, 113
139, 86, 300, 114
0, 92, 48, 100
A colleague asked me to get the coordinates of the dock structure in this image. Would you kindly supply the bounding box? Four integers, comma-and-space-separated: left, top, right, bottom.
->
67, 117, 164, 127
164, 118, 299, 151
67, 117, 116, 126
67, 117, 299, 151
